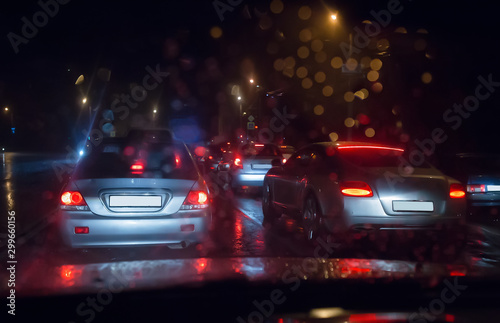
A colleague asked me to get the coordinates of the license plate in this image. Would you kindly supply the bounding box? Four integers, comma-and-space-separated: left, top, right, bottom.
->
109, 195, 162, 207
251, 164, 271, 170
392, 201, 434, 212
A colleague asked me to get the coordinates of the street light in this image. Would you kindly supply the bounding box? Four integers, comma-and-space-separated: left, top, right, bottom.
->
331, 14, 337, 20
82, 97, 87, 104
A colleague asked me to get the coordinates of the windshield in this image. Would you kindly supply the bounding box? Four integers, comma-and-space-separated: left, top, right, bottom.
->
2, 0, 500, 321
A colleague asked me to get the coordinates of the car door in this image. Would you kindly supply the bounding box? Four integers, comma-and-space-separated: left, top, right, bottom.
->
273, 148, 314, 212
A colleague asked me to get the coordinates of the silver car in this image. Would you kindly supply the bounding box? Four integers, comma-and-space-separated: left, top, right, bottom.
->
263, 141, 466, 242
58, 129, 211, 248
230, 143, 284, 190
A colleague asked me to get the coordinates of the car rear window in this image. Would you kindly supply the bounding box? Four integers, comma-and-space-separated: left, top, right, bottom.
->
73, 139, 198, 180
456, 156, 500, 174
338, 147, 430, 168
241, 144, 281, 157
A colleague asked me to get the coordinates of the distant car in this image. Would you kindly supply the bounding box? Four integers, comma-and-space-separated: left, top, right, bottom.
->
448, 153, 500, 225
230, 143, 284, 190
263, 141, 467, 243
58, 129, 212, 249
279, 145, 295, 161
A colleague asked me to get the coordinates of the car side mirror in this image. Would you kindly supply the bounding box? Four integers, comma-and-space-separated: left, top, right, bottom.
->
271, 158, 282, 167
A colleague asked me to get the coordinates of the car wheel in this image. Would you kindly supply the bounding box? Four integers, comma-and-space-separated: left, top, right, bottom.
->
262, 182, 279, 226
302, 194, 323, 242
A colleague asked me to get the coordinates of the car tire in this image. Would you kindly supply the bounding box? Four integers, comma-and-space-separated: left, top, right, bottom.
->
302, 194, 326, 243
262, 182, 279, 226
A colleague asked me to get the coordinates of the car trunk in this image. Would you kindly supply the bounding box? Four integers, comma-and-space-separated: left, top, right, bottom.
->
74, 178, 197, 216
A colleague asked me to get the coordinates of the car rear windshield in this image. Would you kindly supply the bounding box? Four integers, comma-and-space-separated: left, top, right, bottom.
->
241, 144, 281, 157
73, 139, 198, 180
456, 156, 500, 174
337, 147, 430, 168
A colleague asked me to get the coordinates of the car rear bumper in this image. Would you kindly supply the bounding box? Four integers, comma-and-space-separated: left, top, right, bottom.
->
59, 209, 211, 248
231, 173, 266, 187
325, 215, 465, 232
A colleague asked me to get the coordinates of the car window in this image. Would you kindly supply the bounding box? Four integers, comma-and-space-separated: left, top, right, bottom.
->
73, 140, 197, 180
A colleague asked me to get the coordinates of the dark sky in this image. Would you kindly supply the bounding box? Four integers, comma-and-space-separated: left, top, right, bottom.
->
1, 0, 500, 152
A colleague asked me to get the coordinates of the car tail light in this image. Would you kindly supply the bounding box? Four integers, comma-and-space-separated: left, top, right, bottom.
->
175, 153, 181, 168
60, 191, 89, 210
234, 157, 243, 169
282, 158, 287, 164
450, 184, 466, 198
340, 181, 373, 197
467, 184, 485, 193
130, 161, 144, 174
181, 190, 209, 210
61, 191, 86, 205
75, 227, 89, 234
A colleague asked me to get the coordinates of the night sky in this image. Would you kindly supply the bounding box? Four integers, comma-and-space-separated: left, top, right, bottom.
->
1, 0, 500, 155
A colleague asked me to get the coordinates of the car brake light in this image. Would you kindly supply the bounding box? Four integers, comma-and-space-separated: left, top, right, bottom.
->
234, 157, 243, 169
467, 184, 485, 193
340, 181, 373, 197
181, 190, 209, 210
282, 158, 287, 164
61, 191, 87, 206
61, 191, 89, 210
450, 184, 466, 198
130, 161, 145, 174
337, 145, 404, 152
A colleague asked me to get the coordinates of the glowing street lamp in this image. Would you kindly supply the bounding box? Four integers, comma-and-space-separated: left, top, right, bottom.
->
331, 14, 337, 20
82, 97, 87, 104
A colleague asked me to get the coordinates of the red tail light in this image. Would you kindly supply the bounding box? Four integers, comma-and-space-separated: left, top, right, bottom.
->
450, 184, 466, 198
130, 161, 145, 174
61, 191, 87, 206
234, 157, 243, 169
467, 184, 485, 193
181, 190, 209, 209
340, 181, 373, 197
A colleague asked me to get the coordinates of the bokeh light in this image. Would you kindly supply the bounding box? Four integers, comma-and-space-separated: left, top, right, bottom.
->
210, 26, 223, 39
314, 71, 326, 83
270, 0, 284, 14
370, 58, 382, 71
365, 128, 375, 137
302, 77, 313, 89
421, 72, 432, 84
299, 28, 312, 42
329, 132, 339, 142
367, 70, 379, 82
331, 57, 343, 69
357, 113, 370, 125
284, 56, 296, 68
322, 85, 334, 97
344, 117, 355, 127
296, 66, 308, 78
360, 56, 371, 68
344, 91, 355, 102
354, 90, 366, 100
283, 67, 294, 78
416, 28, 429, 34
298, 6, 312, 20
314, 105, 324, 115
377, 38, 390, 51
273, 58, 285, 71
297, 46, 310, 59
360, 88, 369, 99
346, 58, 358, 71
371, 82, 383, 93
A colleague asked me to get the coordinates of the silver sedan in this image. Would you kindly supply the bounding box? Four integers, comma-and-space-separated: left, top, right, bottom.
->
58, 130, 211, 249
262, 141, 467, 243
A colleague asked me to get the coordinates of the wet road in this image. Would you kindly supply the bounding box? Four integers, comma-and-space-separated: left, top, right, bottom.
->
2, 152, 500, 290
